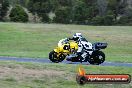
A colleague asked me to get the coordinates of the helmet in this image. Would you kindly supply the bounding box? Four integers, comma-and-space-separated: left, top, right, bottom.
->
73, 33, 82, 40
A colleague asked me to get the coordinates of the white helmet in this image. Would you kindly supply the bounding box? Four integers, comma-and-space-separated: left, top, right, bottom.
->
73, 33, 82, 39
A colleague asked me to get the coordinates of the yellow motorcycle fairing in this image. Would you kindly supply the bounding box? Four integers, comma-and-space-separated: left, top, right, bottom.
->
69, 42, 78, 50
49, 41, 78, 62
54, 41, 78, 55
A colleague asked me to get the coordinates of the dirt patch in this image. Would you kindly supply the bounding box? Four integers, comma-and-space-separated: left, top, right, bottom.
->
0, 65, 65, 80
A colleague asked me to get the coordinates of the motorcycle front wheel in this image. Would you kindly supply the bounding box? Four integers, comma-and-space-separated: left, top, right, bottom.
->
49, 51, 65, 63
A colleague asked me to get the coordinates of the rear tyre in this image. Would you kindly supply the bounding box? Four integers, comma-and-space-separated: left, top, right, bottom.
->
49, 51, 65, 63
88, 51, 105, 65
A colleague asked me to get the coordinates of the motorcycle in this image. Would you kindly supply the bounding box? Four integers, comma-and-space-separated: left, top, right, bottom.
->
49, 39, 107, 65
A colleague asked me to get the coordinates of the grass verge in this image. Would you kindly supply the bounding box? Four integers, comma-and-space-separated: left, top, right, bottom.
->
0, 61, 131, 88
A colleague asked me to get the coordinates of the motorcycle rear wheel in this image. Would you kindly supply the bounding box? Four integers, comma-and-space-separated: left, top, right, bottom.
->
49, 51, 65, 63
88, 51, 105, 65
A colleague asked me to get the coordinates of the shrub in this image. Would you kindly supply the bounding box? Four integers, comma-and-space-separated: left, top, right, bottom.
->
40, 13, 50, 23
92, 16, 103, 25
53, 7, 71, 24
103, 15, 114, 25
9, 5, 28, 22
0, 0, 9, 21
92, 10, 115, 25
117, 16, 132, 25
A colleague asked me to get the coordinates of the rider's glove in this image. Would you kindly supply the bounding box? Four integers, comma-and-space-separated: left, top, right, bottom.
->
64, 38, 69, 43
66, 38, 70, 41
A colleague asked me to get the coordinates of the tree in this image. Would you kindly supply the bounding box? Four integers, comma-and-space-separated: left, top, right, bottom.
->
92, 16, 104, 25
107, 0, 122, 20
9, 5, 28, 22
72, 0, 98, 24
40, 13, 50, 23
27, 0, 52, 22
92, 10, 115, 25
19, 0, 29, 7
97, 0, 108, 16
0, 0, 9, 21
8, 0, 29, 7
26, 0, 132, 25
53, 7, 71, 24
57, 0, 72, 7
72, 1, 87, 24
117, 8, 132, 25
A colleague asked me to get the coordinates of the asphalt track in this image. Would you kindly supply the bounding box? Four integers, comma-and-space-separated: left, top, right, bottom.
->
0, 57, 132, 67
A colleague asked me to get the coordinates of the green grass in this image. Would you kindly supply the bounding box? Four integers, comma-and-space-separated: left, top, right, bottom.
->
0, 22, 132, 62
0, 61, 131, 88
0, 22, 132, 88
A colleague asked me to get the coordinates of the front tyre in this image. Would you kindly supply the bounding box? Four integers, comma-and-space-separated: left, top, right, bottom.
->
49, 51, 65, 63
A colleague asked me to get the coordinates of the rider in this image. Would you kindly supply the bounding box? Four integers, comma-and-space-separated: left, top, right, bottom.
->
67, 33, 93, 62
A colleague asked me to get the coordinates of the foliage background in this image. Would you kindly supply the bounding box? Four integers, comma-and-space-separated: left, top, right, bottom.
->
0, 0, 132, 25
